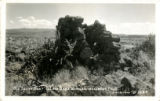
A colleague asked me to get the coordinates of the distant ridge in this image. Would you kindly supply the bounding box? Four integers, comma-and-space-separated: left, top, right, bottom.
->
6, 28, 56, 38
6, 28, 150, 39
7, 28, 55, 32
112, 33, 150, 38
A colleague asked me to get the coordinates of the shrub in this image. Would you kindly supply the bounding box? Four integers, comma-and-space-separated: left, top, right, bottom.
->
138, 34, 155, 58
127, 34, 155, 75
20, 39, 57, 80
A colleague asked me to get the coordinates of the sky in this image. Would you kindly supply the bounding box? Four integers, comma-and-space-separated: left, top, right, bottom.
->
6, 3, 155, 35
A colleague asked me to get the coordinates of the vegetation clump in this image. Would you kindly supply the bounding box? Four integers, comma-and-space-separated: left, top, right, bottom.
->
18, 15, 121, 80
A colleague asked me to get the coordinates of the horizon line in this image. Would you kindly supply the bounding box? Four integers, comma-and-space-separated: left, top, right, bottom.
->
6, 28, 155, 35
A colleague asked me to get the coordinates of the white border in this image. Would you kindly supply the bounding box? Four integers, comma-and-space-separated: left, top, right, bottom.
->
1, 0, 159, 101
1, 0, 6, 100
0, 1, 2, 101
4, 0, 160, 3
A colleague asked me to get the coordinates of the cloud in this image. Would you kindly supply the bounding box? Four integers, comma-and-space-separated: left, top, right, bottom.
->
107, 22, 155, 35
13, 16, 155, 35
9, 20, 14, 24
17, 16, 57, 28
17, 16, 23, 19
84, 18, 155, 35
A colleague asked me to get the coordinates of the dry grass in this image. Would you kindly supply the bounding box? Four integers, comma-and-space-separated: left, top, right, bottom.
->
43, 66, 89, 86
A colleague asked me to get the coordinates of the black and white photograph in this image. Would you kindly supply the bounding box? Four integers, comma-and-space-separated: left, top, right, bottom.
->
4, 3, 155, 96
